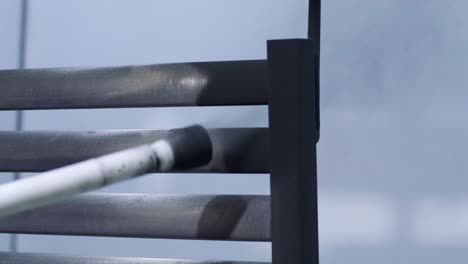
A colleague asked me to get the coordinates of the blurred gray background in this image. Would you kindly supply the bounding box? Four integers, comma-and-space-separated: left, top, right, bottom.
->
1, 0, 468, 263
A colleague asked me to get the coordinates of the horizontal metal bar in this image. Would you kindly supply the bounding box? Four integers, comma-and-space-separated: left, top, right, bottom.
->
0, 252, 268, 264
0, 128, 269, 173
0, 61, 268, 110
0, 193, 271, 241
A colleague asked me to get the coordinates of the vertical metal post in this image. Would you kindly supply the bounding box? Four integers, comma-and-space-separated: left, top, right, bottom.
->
15, 0, 28, 136
308, 0, 321, 141
308, 0, 321, 48
11, 0, 29, 253
267, 39, 319, 264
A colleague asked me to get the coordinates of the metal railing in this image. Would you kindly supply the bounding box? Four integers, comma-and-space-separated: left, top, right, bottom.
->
0, 0, 320, 263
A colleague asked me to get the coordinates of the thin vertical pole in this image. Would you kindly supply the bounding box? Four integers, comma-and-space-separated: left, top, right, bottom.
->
308, 0, 321, 141
268, 39, 319, 264
11, 0, 29, 253
308, 0, 321, 48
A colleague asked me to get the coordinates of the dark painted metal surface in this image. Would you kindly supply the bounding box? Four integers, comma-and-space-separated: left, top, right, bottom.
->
308, 0, 321, 141
308, 0, 321, 47
0, 193, 270, 241
0, 128, 269, 173
0, 252, 268, 264
0, 61, 267, 110
268, 40, 319, 264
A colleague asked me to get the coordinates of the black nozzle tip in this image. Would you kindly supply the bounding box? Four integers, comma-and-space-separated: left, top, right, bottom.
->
164, 125, 213, 170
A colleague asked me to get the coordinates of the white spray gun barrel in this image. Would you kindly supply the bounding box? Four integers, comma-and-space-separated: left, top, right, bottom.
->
0, 125, 212, 218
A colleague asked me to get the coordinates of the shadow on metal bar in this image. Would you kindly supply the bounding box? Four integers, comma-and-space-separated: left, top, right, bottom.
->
0, 128, 269, 173
0, 252, 269, 264
0, 61, 268, 110
0, 193, 271, 241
